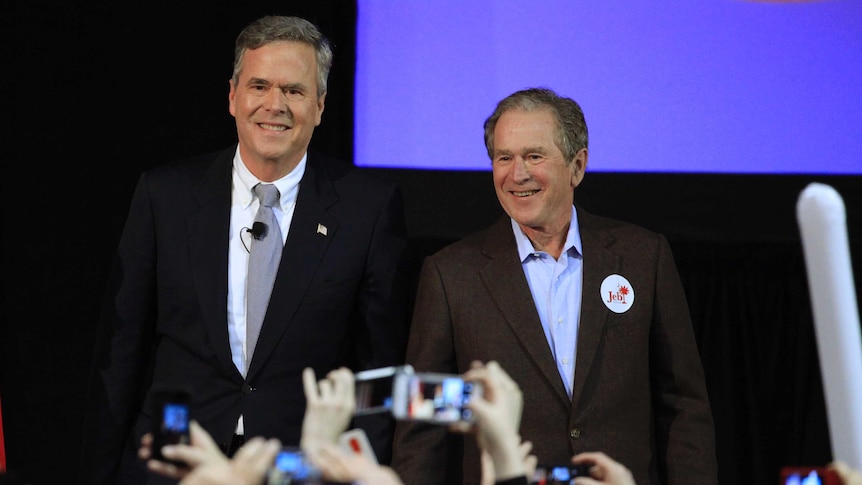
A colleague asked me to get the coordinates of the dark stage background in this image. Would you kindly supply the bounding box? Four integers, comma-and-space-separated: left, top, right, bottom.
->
3, 2, 861, 484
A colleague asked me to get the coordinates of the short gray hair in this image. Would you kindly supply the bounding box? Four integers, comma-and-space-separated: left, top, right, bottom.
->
484, 87, 588, 163
232, 16, 333, 97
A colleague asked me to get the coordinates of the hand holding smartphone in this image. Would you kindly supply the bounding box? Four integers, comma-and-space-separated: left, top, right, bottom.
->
150, 390, 191, 466
266, 448, 322, 485
354, 365, 482, 425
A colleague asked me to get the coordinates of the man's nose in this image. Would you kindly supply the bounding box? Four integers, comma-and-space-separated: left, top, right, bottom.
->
265, 89, 289, 113
512, 157, 531, 181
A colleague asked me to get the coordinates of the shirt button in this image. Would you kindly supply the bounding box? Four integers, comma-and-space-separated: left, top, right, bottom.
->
570, 428, 581, 439
562, 358, 569, 365
557, 317, 564, 323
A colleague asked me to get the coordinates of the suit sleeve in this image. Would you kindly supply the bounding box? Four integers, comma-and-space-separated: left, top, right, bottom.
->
354, 184, 410, 369
391, 254, 459, 485
79, 173, 158, 484
650, 235, 718, 485
350, 183, 410, 464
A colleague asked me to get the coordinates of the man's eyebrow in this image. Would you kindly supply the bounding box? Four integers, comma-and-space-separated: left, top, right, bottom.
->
279, 82, 308, 90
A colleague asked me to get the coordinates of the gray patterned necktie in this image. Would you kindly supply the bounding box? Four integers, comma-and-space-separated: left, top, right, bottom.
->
246, 183, 283, 375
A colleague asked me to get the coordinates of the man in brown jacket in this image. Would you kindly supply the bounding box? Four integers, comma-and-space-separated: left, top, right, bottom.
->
391, 88, 718, 485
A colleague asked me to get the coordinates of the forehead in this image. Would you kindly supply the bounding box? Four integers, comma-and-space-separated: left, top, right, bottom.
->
494, 109, 558, 149
238, 41, 318, 82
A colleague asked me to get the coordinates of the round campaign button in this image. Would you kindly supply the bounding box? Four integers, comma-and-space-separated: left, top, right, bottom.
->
600, 274, 635, 314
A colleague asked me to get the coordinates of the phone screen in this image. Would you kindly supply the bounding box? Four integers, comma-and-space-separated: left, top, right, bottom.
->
266, 448, 321, 485
394, 373, 480, 424
532, 464, 592, 483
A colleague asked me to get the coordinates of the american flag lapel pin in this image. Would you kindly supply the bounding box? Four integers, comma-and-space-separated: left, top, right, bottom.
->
317, 223, 328, 236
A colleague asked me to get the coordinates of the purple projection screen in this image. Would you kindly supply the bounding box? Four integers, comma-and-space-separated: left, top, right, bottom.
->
354, 1, 862, 174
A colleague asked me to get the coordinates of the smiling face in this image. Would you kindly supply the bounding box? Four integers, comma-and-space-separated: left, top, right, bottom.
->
491, 108, 587, 238
228, 40, 325, 179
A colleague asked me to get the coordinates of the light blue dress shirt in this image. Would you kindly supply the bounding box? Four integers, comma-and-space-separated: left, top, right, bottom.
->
511, 206, 583, 399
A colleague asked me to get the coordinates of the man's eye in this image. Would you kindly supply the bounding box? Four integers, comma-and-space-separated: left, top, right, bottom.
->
285, 88, 306, 100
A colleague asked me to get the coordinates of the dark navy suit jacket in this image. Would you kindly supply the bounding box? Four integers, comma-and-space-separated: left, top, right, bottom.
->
81, 146, 408, 484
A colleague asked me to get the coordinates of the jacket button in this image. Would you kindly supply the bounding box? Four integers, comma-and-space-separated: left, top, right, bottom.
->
570, 428, 581, 439
242, 384, 255, 395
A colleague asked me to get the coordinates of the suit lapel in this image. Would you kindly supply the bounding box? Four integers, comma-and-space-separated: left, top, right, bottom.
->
188, 148, 237, 377
479, 216, 571, 406
247, 157, 338, 378
571, 207, 619, 406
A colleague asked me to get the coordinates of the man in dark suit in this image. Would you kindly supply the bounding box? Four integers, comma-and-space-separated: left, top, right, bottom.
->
80, 16, 408, 484
391, 88, 717, 485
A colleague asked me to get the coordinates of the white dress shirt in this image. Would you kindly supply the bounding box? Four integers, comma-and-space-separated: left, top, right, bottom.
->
227, 148, 305, 433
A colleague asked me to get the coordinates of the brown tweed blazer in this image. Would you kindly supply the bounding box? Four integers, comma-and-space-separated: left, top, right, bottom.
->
392, 207, 718, 485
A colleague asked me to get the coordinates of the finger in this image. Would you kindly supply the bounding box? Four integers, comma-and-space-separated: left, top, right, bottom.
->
161, 444, 208, 469
463, 366, 488, 383
313, 445, 354, 481
303, 367, 319, 402
317, 377, 334, 400
234, 436, 266, 460
188, 421, 219, 453
138, 433, 154, 460
235, 440, 281, 484
146, 458, 185, 479
335, 369, 357, 413
524, 454, 538, 478
572, 478, 600, 485
247, 438, 281, 470
331, 368, 355, 402
138, 446, 151, 461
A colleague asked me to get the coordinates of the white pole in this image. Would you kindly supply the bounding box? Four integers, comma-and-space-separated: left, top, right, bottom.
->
797, 182, 862, 470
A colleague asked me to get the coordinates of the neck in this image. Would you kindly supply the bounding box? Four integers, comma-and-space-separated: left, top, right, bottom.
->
521, 223, 569, 260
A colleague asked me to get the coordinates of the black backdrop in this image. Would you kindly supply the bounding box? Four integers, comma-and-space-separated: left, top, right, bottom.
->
3, 2, 861, 484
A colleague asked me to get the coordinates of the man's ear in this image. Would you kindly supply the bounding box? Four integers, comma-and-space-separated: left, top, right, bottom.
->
314, 92, 326, 127
571, 148, 588, 188
228, 79, 237, 117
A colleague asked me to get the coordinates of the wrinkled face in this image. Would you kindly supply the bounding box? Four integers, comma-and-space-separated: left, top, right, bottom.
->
491, 109, 586, 235
229, 41, 325, 169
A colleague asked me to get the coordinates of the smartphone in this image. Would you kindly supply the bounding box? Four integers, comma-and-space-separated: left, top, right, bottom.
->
780, 466, 842, 485
531, 464, 593, 484
150, 390, 191, 465
266, 448, 322, 485
392, 372, 482, 424
354, 365, 414, 415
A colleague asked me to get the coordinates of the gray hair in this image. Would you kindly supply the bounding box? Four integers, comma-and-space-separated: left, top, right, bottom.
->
232, 16, 333, 97
483, 87, 589, 163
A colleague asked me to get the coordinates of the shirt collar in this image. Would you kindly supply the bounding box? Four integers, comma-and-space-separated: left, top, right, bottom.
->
512, 205, 583, 262
232, 148, 307, 209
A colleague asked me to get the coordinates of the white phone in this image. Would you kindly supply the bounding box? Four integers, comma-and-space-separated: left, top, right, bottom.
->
354, 365, 414, 415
